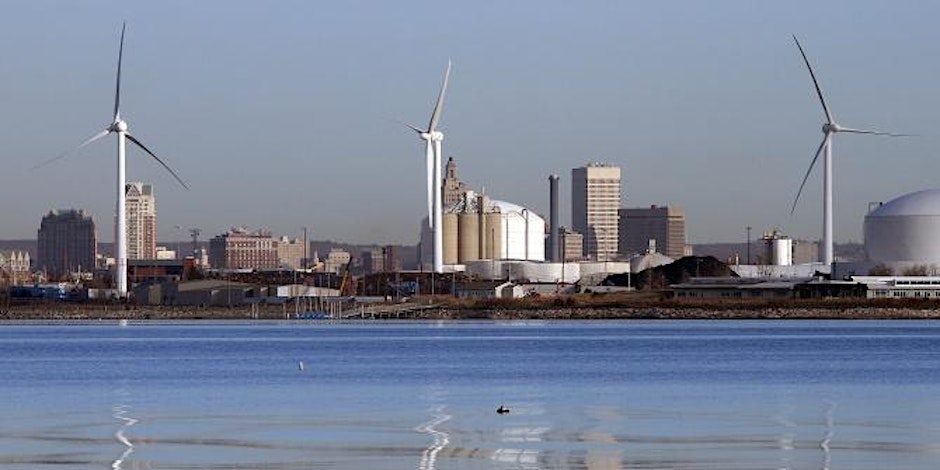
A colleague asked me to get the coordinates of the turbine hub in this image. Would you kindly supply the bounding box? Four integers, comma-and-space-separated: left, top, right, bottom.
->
112, 120, 128, 133
822, 123, 840, 134
420, 132, 431, 141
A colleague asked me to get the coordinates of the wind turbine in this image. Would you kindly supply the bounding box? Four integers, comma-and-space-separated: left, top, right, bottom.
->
42, 23, 188, 297
406, 61, 451, 274
790, 35, 908, 266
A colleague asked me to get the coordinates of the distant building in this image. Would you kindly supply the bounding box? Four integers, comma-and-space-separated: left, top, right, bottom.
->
323, 248, 351, 274
125, 182, 156, 260
0, 251, 31, 283
208, 228, 278, 270
37, 209, 97, 278
276, 236, 305, 269
155, 246, 177, 260
362, 246, 403, 274
572, 163, 621, 261
442, 157, 473, 207
559, 227, 584, 262
619, 205, 686, 259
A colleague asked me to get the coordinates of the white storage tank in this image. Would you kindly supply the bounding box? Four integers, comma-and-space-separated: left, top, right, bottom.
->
762, 230, 792, 266
865, 189, 940, 263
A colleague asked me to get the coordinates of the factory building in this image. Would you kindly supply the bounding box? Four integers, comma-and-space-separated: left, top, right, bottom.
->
419, 191, 546, 269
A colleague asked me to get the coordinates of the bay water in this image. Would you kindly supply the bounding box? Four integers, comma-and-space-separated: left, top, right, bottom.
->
2, 320, 940, 469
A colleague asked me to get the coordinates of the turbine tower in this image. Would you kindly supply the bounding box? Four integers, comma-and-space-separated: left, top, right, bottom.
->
790, 35, 907, 266
45, 23, 187, 297
407, 61, 451, 273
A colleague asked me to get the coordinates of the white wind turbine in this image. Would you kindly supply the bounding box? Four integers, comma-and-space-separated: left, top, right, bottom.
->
39, 23, 188, 297
790, 35, 909, 266
406, 61, 451, 274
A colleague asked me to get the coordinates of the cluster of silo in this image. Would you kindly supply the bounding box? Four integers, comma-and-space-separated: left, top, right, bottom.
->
442, 193, 502, 264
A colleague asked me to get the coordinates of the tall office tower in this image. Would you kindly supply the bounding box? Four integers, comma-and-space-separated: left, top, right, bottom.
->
37, 209, 97, 278
618, 205, 687, 259
571, 163, 621, 261
442, 157, 472, 207
125, 182, 156, 260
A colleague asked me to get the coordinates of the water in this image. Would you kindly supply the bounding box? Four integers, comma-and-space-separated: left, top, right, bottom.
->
2, 320, 940, 469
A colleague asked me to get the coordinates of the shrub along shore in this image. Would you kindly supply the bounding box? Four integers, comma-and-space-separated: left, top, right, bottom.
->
2, 294, 940, 320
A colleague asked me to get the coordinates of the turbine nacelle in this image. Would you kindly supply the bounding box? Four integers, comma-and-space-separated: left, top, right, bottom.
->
419, 131, 444, 142
822, 122, 841, 134
111, 120, 128, 133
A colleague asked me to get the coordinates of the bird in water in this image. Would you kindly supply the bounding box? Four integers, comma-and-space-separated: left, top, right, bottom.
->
298, 361, 305, 371
496, 405, 510, 414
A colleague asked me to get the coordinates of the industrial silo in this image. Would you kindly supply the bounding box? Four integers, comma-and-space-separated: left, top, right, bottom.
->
458, 212, 479, 263
443, 212, 458, 265
484, 213, 503, 259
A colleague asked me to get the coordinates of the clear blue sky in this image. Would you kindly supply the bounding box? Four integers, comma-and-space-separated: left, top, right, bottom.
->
1, 1, 937, 245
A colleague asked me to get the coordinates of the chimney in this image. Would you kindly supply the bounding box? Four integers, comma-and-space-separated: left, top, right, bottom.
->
549, 174, 560, 262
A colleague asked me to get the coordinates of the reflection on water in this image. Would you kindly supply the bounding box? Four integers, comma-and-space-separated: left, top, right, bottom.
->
821, 400, 837, 470
415, 404, 451, 470
2, 321, 940, 469
111, 387, 138, 470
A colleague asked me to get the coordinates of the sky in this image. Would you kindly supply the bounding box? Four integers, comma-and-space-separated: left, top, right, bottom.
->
1, 1, 938, 245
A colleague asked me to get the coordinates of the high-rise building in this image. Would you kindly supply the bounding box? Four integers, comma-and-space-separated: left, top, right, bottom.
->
208, 228, 278, 270
442, 157, 472, 207
37, 209, 97, 277
619, 205, 687, 259
571, 163, 621, 261
125, 182, 156, 260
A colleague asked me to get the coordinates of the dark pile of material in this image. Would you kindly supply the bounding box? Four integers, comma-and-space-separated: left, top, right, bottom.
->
604, 256, 738, 290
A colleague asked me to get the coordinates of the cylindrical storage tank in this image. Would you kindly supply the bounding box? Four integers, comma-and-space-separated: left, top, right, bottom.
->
442, 213, 458, 265
485, 213, 503, 259
458, 213, 479, 263
865, 189, 940, 262
770, 238, 792, 266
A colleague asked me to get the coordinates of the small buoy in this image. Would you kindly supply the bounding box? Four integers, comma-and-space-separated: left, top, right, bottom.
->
298, 361, 305, 371
496, 405, 510, 414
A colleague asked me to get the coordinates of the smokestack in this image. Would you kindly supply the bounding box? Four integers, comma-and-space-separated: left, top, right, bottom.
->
549, 174, 560, 262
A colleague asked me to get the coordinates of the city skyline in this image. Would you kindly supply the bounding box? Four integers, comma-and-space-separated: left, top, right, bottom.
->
1, 1, 937, 246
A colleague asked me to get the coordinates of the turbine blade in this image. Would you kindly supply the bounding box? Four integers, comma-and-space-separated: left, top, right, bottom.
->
791, 134, 829, 215
792, 35, 834, 124
32, 128, 111, 170
838, 127, 916, 137
393, 118, 423, 135
114, 22, 126, 122
125, 132, 189, 189
426, 140, 434, 229
427, 60, 451, 132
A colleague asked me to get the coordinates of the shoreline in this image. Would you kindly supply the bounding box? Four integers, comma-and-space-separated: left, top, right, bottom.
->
2, 302, 940, 321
